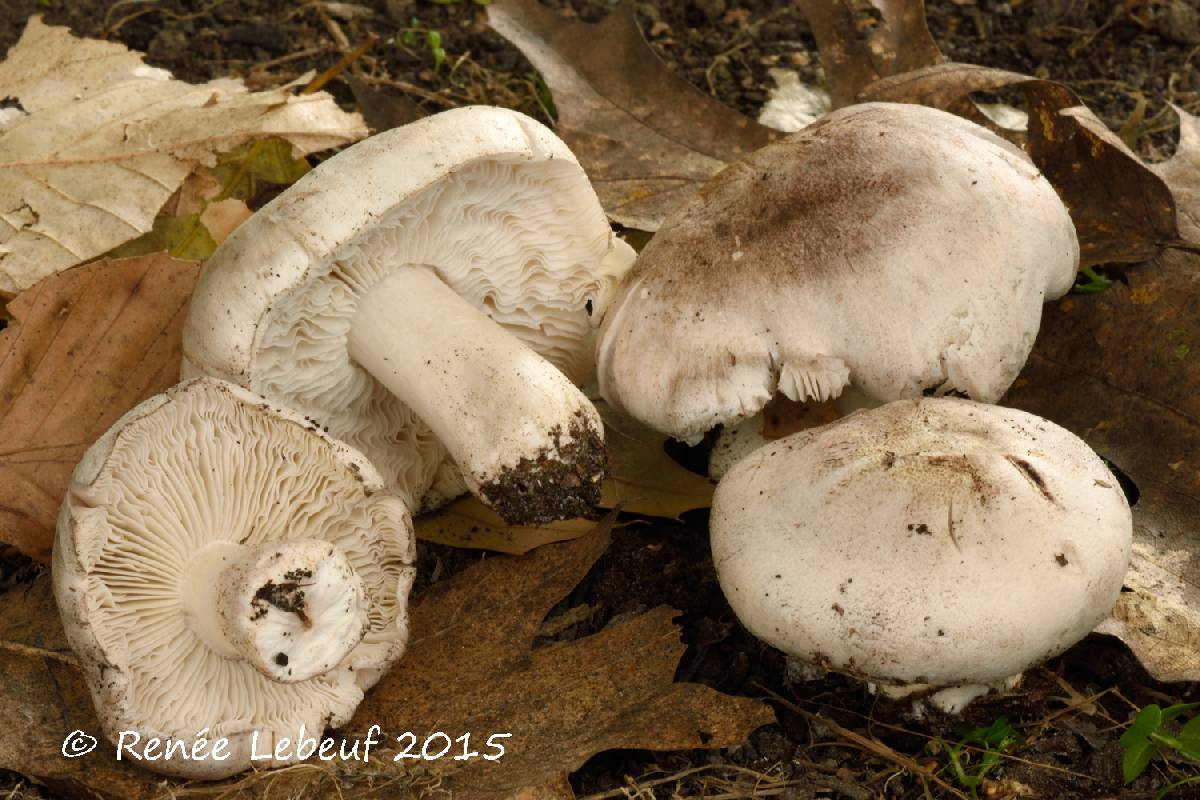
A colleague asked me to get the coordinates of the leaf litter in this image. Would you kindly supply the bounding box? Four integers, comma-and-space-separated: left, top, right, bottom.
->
3, 0, 1200, 797
488, 0, 777, 232
0, 254, 199, 563
0, 17, 364, 294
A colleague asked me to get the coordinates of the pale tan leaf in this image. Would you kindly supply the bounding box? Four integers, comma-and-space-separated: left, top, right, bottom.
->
1152, 105, 1200, 242
600, 402, 714, 518
415, 496, 596, 554
0, 18, 365, 293
0, 254, 200, 562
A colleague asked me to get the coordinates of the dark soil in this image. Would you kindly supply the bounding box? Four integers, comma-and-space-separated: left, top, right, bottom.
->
1, 0, 1194, 151
3, 1, 1199, 798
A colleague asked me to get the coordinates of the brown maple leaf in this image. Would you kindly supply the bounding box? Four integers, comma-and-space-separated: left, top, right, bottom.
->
0, 254, 200, 563
338, 518, 773, 798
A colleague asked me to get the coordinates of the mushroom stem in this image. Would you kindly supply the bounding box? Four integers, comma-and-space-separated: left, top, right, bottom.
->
348, 265, 605, 523
182, 539, 369, 683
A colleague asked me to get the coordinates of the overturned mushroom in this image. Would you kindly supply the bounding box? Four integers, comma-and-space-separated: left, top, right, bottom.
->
54, 379, 416, 779
184, 106, 634, 523
711, 398, 1132, 713
596, 102, 1078, 444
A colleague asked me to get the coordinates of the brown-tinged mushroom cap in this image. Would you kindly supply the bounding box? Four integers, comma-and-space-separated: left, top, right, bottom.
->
53, 378, 416, 779
596, 102, 1079, 443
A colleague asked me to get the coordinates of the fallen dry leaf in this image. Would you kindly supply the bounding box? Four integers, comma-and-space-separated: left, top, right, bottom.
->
1151, 105, 1200, 242
0, 254, 200, 562
340, 519, 773, 798
415, 496, 596, 554
1004, 249, 1200, 682
0, 578, 165, 799
0, 17, 365, 294
796, 0, 944, 108
860, 63, 1181, 266
0, 519, 771, 798
488, 0, 775, 231
600, 402, 715, 518
420, 405, 714, 556
346, 75, 427, 133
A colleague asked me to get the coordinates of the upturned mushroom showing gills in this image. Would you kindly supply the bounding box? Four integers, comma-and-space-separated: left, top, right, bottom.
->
711, 398, 1132, 713
595, 102, 1079, 445
184, 106, 635, 524
53, 379, 416, 779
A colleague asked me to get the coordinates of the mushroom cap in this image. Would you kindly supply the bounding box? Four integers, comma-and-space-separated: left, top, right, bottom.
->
183, 105, 635, 509
596, 102, 1079, 443
53, 378, 416, 779
711, 398, 1131, 693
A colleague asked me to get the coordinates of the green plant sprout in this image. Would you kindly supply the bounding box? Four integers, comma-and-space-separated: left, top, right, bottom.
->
1120, 703, 1200, 799
928, 716, 1022, 800
1074, 265, 1113, 294
530, 71, 557, 121
401, 19, 449, 71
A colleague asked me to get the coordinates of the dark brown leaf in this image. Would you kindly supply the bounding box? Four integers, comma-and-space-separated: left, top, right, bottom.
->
0, 579, 165, 799
861, 63, 1180, 267
346, 76, 426, 133
0, 255, 200, 563
795, 0, 944, 108
1027, 85, 1178, 267
487, 0, 776, 231
340, 519, 773, 797
1004, 249, 1200, 681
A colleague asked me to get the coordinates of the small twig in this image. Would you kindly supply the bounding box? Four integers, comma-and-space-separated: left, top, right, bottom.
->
577, 765, 796, 800
313, 0, 353, 51
704, 41, 752, 97
355, 76, 461, 109
303, 34, 377, 95
765, 690, 970, 800
239, 46, 329, 74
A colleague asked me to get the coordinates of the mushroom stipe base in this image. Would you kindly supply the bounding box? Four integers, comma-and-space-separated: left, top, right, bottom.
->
476, 410, 607, 524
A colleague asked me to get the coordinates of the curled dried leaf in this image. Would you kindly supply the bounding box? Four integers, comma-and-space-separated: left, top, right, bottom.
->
795, 0, 944, 107
488, 0, 775, 231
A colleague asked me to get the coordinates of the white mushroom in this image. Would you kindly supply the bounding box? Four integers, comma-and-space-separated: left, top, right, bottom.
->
54, 378, 416, 779
757, 68, 832, 133
596, 102, 1079, 444
711, 398, 1132, 713
184, 106, 635, 523
707, 398, 840, 480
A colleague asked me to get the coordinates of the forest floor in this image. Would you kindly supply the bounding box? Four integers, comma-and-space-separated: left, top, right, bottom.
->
3, 0, 1200, 798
